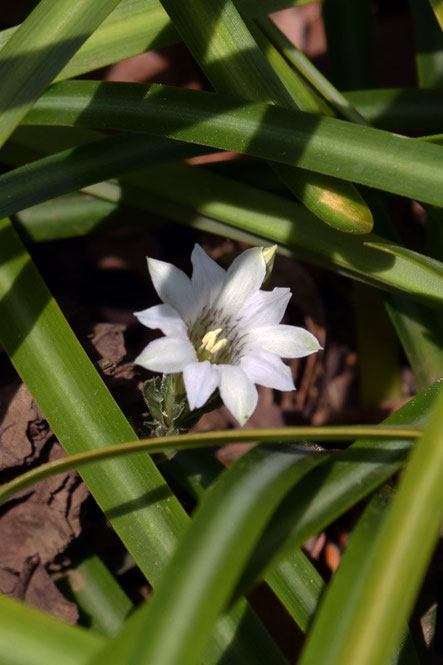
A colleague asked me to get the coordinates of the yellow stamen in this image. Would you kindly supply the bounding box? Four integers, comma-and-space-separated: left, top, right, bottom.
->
200, 328, 227, 355
201, 328, 222, 353
211, 338, 228, 354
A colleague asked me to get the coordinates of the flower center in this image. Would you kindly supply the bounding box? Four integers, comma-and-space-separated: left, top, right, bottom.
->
199, 328, 228, 359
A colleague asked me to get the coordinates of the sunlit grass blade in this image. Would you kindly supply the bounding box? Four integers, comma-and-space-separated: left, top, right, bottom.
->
163, 449, 326, 632
353, 285, 402, 403
57, 552, 133, 636
0, 425, 421, 506
0, 217, 294, 665
234, 379, 442, 597
158, 0, 372, 233
0, 0, 314, 82
0, 593, 105, 665
298, 489, 420, 665
258, 16, 368, 124
410, 0, 443, 88
14, 192, 128, 242
255, 17, 443, 394
83, 168, 443, 307
364, 241, 443, 280
0, 0, 123, 148
384, 295, 443, 389
0, 131, 211, 218
428, 0, 443, 30
5, 128, 443, 308
299, 384, 443, 665
244, 18, 430, 401
247, 18, 334, 116
25, 182, 442, 389
22, 80, 443, 209
89, 445, 327, 665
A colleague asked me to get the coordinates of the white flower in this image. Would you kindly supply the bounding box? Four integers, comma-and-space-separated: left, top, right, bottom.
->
134, 245, 321, 426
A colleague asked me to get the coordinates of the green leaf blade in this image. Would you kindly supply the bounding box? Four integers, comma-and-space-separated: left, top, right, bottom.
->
0, 0, 123, 148
89, 445, 326, 665
22, 81, 443, 210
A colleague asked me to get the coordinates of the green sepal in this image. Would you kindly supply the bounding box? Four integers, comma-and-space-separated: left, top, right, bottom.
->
142, 377, 164, 423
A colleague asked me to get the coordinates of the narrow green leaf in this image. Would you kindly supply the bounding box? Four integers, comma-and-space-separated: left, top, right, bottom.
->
384, 295, 443, 390
234, 379, 442, 596
14, 192, 128, 242
250, 19, 439, 397
22, 80, 443, 209
428, 0, 443, 31
5, 127, 443, 308
353, 285, 402, 403
299, 384, 443, 665
89, 445, 326, 665
0, 132, 210, 218
158, 0, 373, 233
410, 0, 443, 88
0, 217, 294, 665
0, 0, 316, 83
264, 551, 325, 633
0, 593, 105, 665
249, 18, 334, 117
298, 489, 420, 665
0, 0, 123, 148
258, 16, 368, 125
364, 241, 443, 282
81, 170, 443, 308
163, 449, 326, 632
57, 553, 133, 636
0, 425, 420, 506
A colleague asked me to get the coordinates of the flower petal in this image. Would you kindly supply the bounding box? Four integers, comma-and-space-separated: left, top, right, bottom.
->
191, 244, 226, 308
135, 336, 197, 373
147, 257, 197, 323
218, 364, 258, 426
216, 247, 266, 317
183, 361, 220, 410
240, 349, 295, 391
246, 325, 322, 358
134, 304, 187, 337
238, 287, 291, 329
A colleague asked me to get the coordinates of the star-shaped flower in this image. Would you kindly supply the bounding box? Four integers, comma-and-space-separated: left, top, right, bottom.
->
134, 245, 321, 426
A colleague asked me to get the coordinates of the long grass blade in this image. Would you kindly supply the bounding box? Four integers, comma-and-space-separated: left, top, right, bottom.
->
159, 0, 373, 233
89, 445, 326, 665
428, 0, 443, 30
258, 17, 443, 392
234, 379, 442, 596
57, 552, 133, 636
4, 129, 443, 308
0, 132, 210, 217
0, 0, 123, 148
258, 16, 368, 124
298, 489, 420, 665
22, 80, 443, 209
297, 384, 443, 665
163, 449, 326, 632
0, 0, 314, 82
410, 0, 443, 88
0, 426, 420, 506
0, 594, 105, 665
